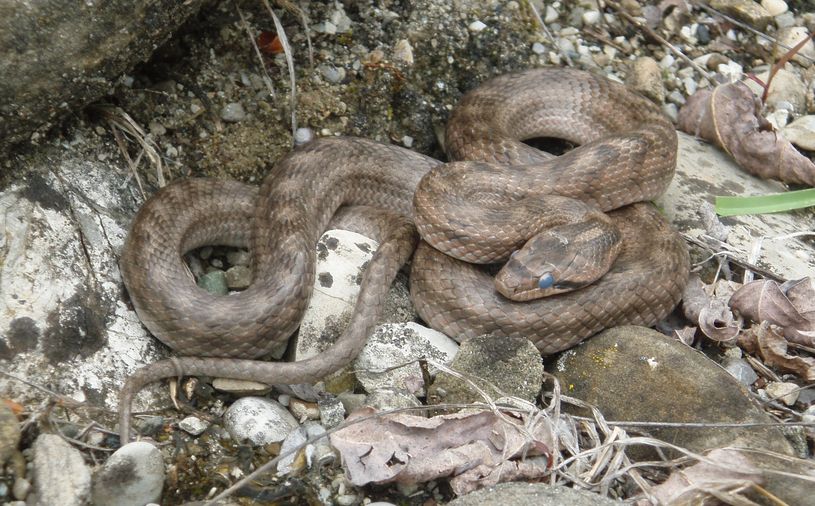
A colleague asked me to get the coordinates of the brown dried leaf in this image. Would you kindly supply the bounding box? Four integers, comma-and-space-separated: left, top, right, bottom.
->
751, 322, 815, 381
678, 82, 815, 186
329, 408, 553, 495
682, 275, 741, 342
729, 278, 815, 346
638, 448, 763, 505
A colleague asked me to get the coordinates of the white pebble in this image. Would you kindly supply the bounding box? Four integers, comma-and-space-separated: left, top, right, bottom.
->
294, 127, 315, 145
220, 102, 246, 122
223, 397, 298, 446
532, 42, 546, 54
178, 416, 209, 436
582, 10, 601, 25
468, 20, 487, 32
762, 0, 788, 16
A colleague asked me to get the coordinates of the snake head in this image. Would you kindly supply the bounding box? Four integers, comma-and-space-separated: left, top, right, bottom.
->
494, 222, 621, 302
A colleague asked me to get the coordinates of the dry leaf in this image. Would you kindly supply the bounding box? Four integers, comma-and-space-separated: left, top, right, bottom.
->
683, 275, 741, 343
729, 278, 815, 346
329, 408, 553, 495
739, 322, 815, 381
678, 82, 815, 186
637, 448, 763, 505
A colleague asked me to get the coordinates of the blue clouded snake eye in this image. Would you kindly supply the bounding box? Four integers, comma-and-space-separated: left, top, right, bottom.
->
538, 272, 555, 289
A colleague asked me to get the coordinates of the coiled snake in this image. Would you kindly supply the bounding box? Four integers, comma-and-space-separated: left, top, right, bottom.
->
118, 68, 689, 440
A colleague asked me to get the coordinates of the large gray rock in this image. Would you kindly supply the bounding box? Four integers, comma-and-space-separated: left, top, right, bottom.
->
448, 482, 619, 506
92, 441, 164, 506
0, 0, 205, 153
553, 326, 794, 457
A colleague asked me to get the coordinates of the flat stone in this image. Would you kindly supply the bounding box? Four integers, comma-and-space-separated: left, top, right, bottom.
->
355, 322, 459, 394
657, 132, 814, 281
428, 334, 543, 406
710, 0, 771, 29
31, 434, 92, 506
448, 482, 619, 506
626, 56, 665, 104
293, 230, 415, 392
553, 326, 794, 457
178, 416, 209, 436
91, 441, 164, 506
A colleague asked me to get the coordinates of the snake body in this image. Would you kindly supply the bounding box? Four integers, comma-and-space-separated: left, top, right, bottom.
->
118, 68, 689, 439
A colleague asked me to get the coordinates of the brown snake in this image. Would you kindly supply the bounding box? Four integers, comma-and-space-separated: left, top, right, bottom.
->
118, 68, 689, 441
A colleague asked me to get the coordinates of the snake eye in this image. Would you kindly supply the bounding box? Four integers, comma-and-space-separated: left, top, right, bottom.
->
538, 272, 555, 289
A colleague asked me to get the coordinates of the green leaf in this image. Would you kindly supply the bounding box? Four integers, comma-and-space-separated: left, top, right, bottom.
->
715, 188, 815, 216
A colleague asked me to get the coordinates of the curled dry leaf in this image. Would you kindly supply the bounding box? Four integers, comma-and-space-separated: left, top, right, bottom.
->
636, 448, 763, 506
729, 278, 815, 346
329, 407, 553, 495
678, 82, 815, 186
739, 322, 815, 381
682, 275, 741, 343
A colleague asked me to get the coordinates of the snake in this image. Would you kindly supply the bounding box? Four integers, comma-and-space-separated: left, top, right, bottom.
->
117, 67, 689, 441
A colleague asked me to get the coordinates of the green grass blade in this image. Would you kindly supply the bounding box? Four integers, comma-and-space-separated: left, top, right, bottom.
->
715, 188, 815, 216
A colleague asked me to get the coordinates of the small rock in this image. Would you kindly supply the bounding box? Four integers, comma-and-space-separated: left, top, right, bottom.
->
318, 64, 346, 84
178, 416, 209, 436
211, 378, 272, 395
710, 0, 771, 30
468, 20, 486, 32
744, 68, 807, 113
761, 0, 787, 16
428, 334, 544, 406
448, 482, 619, 506
318, 396, 346, 428
277, 422, 335, 475
782, 115, 815, 150
392, 39, 414, 65
198, 270, 228, 295
147, 121, 166, 137
220, 102, 246, 122
223, 397, 298, 446
765, 382, 800, 406
722, 357, 759, 385
626, 57, 665, 104
544, 5, 559, 23
32, 434, 92, 506
531, 42, 546, 55
312, 21, 337, 34
289, 399, 320, 421
92, 442, 164, 506
294, 127, 315, 145
582, 10, 601, 25
225, 265, 251, 289
803, 405, 815, 424
12, 477, 30, 500
355, 322, 459, 394
553, 326, 794, 458
336, 392, 366, 414
774, 27, 815, 67
226, 249, 250, 266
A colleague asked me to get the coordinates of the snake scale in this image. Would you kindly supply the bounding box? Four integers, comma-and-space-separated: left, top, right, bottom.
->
118, 68, 689, 440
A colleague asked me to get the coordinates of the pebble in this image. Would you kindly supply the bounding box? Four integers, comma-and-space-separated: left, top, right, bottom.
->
774, 26, 815, 67
782, 115, 815, 150
532, 42, 546, 55
765, 382, 800, 406
803, 405, 815, 424
468, 20, 486, 32
277, 422, 335, 475
722, 357, 759, 386
761, 0, 788, 16
392, 39, 414, 65
12, 477, 30, 500
225, 265, 251, 289
226, 249, 250, 266
318, 396, 346, 428
289, 399, 321, 421
223, 397, 298, 446
220, 102, 246, 122
212, 377, 272, 394
178, 416, 209, 436
319, 64, 346, 84
626, 56, 665, 104
91, 442, 164, 506
294, 127, 315, 145
710, 0, 772, 30
544, 5, 558, 22
32, 434, 92, 506
582, 10, 600, 25
197, 270, 228, 295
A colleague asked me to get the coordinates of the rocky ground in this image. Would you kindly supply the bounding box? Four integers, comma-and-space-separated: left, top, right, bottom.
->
0, 0, 814, 505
